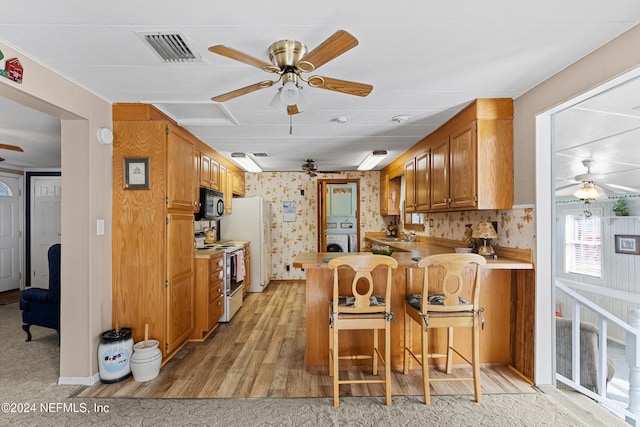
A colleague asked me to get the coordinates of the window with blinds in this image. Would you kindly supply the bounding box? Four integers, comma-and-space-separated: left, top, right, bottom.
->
564, 210, 602, 277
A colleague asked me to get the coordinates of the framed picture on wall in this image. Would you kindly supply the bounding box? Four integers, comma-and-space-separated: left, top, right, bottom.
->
124, 157, 149, 189
615, 235, 640, 255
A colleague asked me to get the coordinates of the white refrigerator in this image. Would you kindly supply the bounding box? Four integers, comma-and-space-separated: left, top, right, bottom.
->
221, 197, 272, 293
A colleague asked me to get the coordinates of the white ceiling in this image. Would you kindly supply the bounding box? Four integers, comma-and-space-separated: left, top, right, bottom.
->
0, 1, 640, 176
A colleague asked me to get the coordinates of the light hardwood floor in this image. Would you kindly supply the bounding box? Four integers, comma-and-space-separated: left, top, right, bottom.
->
79, 281, 534, 399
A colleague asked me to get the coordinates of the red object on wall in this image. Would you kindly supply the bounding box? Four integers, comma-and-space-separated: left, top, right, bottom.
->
5, 58, 23, 83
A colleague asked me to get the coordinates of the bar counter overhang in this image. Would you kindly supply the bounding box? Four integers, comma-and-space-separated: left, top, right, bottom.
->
293, 243, 535, 383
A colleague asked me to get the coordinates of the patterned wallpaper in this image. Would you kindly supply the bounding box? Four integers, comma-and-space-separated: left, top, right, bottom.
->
243, 171, 536, 280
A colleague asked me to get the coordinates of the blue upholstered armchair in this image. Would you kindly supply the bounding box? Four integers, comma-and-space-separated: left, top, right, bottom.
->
20, 244, 61, 342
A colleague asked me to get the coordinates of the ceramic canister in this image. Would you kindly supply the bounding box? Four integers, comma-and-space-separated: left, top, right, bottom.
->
98, 328, 133, 383
130, 340, 162, 382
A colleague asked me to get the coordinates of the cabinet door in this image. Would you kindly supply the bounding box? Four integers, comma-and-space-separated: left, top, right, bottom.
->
200, 152, 211, 187
243, 244, 251, 298
166, 212, 194, 356
226, 168, 233, 214
167, 128, 196, 211
430, 137, 450, 210
450, 122, 477, 209
415, 150, 430, 211
404, 158, 416, 213
210, 159, 220, 191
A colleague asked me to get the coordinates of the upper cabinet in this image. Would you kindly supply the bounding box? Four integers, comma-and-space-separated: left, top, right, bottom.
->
380, 174, 401, 216
404, 150, 430, 213
388, 98, 513, 213
232, 172, 245, 197
199, 152, 220, 191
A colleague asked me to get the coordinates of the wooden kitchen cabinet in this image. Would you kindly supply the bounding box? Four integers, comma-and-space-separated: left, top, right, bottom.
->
232, 172, 245, 196
404, 150, 430, 212
404, 158, 416, 213
112, 104, 196, 363
380, 174, 401, 216
199, 152, 220, 191
430, 137, 450, 211
383, 98, 513, 213
192, 251, 225, 340
242, 243, 251, 298
220, 164, 233, 215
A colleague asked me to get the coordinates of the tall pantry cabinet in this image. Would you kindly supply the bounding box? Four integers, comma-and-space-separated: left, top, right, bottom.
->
112, 104, 196, 362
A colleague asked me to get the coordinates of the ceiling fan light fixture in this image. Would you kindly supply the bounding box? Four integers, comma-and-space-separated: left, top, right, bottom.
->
573, 181, 601, 202
357, 150, 388, 171
280, 81, 300, 105
230, 152, 262, 173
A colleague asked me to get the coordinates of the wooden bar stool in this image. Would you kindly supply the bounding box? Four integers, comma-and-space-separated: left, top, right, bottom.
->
328, 254, 398, 407
403, 253, 486, 404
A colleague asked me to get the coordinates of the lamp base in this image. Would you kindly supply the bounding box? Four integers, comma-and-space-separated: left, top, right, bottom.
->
477, 242, 495, 257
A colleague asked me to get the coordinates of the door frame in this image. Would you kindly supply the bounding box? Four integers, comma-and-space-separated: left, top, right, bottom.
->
317, 178, 361, 252
25, 171, 61, 287
535, 66, 640, 386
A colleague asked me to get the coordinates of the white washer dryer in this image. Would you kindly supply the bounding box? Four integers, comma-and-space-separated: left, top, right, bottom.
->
327, 234, 349, 252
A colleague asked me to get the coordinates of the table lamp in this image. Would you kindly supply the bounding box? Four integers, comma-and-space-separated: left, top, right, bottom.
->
472, 222, 498, 257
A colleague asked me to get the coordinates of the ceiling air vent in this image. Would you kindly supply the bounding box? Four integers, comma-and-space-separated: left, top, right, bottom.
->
139, 32, 201, 63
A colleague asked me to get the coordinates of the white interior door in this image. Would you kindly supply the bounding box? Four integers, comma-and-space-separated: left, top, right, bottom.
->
30, 176, 61, 289
0, 175, 22, 292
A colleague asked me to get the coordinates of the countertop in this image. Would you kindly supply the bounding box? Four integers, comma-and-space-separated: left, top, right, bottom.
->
193, 240, 249, 259
293, 237, 533, 270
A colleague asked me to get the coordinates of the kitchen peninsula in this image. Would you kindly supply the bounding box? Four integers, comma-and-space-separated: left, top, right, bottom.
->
293, 237, 535, 382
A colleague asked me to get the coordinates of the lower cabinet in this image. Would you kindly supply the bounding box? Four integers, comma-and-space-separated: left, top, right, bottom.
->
192, 250, 225, 340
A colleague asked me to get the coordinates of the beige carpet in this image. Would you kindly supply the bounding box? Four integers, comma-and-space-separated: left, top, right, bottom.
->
0, 302, 628, 426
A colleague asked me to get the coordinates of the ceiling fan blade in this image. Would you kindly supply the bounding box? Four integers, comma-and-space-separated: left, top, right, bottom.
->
555, 182, 579, 191
297, 30, 358, 72
307, 76, 373, 97
0, 143, 23, 152
208, 45, 280, 73
603, 182, 640, 194
212, 80, 275, 102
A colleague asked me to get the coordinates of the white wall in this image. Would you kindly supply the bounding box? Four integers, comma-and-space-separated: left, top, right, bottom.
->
0, 41, 113, 383
515, 24, 640, 384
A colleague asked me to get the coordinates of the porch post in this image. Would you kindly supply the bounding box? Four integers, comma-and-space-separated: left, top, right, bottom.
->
626, 309, 640, 425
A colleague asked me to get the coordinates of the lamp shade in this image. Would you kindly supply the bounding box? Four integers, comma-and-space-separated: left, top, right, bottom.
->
573, 182, 600, 201
472, 222, 498, 239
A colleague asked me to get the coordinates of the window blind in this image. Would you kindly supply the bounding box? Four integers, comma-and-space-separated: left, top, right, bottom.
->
565, 211, 602, 277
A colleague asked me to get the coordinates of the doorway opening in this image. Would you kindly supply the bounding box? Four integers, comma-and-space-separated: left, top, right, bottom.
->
317, 179, 360, 253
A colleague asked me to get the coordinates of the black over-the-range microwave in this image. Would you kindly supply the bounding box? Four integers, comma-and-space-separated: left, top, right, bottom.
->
196, 187, 225, 220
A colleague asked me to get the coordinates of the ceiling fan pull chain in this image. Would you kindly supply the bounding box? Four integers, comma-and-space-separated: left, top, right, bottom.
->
290, 115, 293, 135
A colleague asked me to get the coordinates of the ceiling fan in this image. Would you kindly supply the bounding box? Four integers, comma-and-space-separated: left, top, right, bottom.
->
0, 143, 23, 162
209, 30, 373, 115
301, 159, 341, 177
556, 159, 640, 199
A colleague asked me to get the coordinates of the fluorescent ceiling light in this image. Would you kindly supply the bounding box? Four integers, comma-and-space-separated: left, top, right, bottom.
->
230, 152, 262, 173
357, 150, 388, 171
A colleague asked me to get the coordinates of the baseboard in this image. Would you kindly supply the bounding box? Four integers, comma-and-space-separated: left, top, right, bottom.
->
58, 372, 100, 386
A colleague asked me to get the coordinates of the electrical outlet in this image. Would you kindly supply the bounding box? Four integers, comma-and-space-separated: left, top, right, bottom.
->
286, 265, 290, 272
429, 219, 434, 227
